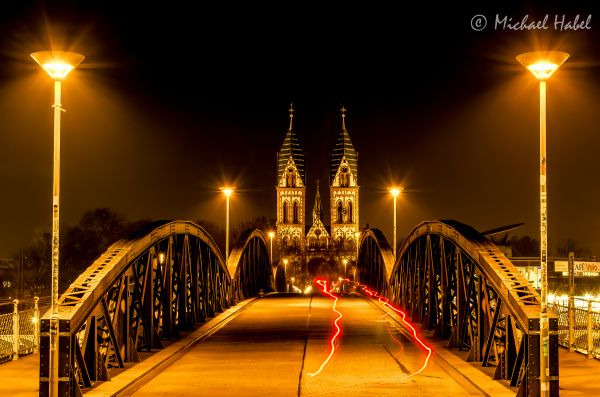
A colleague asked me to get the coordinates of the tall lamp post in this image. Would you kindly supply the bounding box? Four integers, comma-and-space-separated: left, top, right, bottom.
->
343, 258, 348, 277
389, 187, 403, 262
354, 231, 360, 281
283, 258, 288, 292
268, 231, 275, 263
31, 50, 84, 397
220, 187, 235, 262
517, 50, 569, 397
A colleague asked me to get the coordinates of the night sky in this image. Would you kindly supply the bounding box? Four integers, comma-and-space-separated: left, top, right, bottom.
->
1, 1, 600, 258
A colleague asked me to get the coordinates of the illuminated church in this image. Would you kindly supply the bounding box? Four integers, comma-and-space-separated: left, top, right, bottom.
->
275, 104, 359, 275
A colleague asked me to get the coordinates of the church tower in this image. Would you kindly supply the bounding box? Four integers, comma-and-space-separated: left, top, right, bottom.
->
276, 104, 306, 249
329, 106, 359, 248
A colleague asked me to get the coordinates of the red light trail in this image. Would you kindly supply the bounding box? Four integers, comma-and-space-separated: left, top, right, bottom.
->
307, 278, 343, 377
361, 284, 433, 378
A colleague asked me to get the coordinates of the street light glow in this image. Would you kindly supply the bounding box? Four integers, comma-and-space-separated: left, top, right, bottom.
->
220, 186, 235, 197
268, 231, 275, 239
516, 51, 569, 80
389, 187, 402, 197
30, 51, 85, 80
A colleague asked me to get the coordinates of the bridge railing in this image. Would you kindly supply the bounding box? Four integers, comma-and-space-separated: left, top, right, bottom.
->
550, 297, 600, 359
0, 297, 50, 363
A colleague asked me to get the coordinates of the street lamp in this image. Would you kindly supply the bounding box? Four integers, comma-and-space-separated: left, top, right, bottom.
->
268, 231, 275, 263
31, 50, 84, 397
343, 258, 348, 277
283, 258, 288, 292
220, 186, 235, 262
389, 187, 403, 262
517, 50, 569, 397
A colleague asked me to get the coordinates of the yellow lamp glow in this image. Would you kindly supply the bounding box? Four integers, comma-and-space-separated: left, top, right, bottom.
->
389, 187, 403, 197
220, 186, 235, 197
268, 231, 275, 239
516, 51, 569, 80
31, 51, 85, 80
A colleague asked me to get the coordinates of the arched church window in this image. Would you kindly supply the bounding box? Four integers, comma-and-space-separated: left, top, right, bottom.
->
337, 201, 343, 224
340, 166, 349, 187
347, 201, 353, 223
283, 201, 288, 223
293, 201, 299, 224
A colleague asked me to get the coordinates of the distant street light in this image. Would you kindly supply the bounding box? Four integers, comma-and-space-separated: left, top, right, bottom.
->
31, 50, 84, 397
343, 258, 348, 277
389, 187, 403, 262
517, 50, 569, 397
283, 258, 289, 292
268, 231, 275, 263
220, 187, 235, 262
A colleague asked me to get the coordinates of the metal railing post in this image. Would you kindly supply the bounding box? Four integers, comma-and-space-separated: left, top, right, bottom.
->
34, 297, 40, 353
12, 299, 19, 360
588, 299, 593, 359
568, 252, 575, 352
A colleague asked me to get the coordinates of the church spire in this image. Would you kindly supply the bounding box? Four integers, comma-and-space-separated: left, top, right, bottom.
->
277, 103, 305, 185
312, 180, 322, 222
329, 105, 358, 184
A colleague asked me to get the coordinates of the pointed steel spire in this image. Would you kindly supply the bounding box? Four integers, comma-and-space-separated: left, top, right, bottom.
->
277, 103, 305, 184
330, 105, 358, 184
312, 180, 322, 222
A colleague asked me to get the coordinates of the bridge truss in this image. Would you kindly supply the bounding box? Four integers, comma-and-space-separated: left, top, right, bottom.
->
358, 220, 558, 397
39, 221, 271, 397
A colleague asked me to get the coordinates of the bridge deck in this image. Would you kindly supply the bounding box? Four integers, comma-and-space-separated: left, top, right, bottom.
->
2, 294, 598, 396
124, 294, 481, 396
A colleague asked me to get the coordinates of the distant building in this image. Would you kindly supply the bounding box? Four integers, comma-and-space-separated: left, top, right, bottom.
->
275, 105, 359, 283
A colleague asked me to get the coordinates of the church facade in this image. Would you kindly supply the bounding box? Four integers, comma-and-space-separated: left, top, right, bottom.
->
275, 105, 360, 280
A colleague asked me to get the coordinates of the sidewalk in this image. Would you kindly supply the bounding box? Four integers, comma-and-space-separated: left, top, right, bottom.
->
559, 347, 600, 396
0, 353, 39, 397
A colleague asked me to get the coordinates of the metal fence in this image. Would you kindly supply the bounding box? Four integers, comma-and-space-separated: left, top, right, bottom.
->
0, 297, 50, 364
550, 297, 600, 359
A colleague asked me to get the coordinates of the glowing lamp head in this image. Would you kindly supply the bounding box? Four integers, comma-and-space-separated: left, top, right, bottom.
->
31, 51, 85, 80
283, 259, 288, 265
268, 231, 275, 239
220, 186, 235, 197
343, 259, 348, 265
355, 231, 360, 239
389, 187, 403, 198
516, 51, 569, 80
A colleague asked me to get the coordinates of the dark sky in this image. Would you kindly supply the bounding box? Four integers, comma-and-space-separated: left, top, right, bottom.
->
1, 1, 600, 258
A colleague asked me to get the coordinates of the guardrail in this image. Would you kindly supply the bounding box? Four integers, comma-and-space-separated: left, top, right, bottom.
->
550, 297, 600, 359
0, 297, 50, 363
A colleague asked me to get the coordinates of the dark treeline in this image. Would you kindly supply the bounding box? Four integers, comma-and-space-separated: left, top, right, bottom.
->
0, 209, 276, 299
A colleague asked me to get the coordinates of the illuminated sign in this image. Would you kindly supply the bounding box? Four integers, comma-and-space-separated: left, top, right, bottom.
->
554, 261, 600, 274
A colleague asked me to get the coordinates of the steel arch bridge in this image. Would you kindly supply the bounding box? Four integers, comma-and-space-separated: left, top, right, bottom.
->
39, 220, 272, 397
357, 220, 558, 397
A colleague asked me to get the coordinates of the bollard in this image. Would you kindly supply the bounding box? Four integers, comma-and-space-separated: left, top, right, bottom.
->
12, 299, 19, 360
33, 297, 40, 353
588, 299, 593, 359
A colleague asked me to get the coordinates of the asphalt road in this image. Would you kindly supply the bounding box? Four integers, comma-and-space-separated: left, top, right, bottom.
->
128, 293, 481, 397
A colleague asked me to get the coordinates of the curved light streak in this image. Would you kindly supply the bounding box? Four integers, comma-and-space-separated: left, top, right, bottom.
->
361, 285, 432, 377
307, 278, 343, 377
